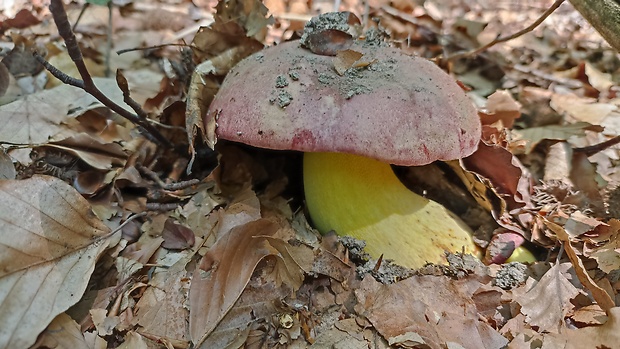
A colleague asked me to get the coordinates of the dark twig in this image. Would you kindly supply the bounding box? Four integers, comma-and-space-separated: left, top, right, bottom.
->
43, 0, 173, 148
136, 163, 167, 187
33, 53, 84, 88
71, 2, 90, 32
105, 0, 113, 77
145, 202, 180, 211
116, 70, 150, 121
574, 135, 620, 157
116, 43, 193, 55
446, 0, 565, 62
163, 179, 201, 191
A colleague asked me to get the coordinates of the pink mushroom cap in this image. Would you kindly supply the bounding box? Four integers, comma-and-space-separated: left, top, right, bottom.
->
207, 40, 481, 166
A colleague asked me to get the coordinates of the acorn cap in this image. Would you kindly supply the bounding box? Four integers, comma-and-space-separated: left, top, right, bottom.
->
207, 40, 481, 166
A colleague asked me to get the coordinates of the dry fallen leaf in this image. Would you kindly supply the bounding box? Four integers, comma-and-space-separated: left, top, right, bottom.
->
189, 218, 281, 345
545, 307, 620, 349
0, 77, 153, 145
355, 274, 508, 349
546, 220, 616, 312
0, 175, 118, 348
480, 90, 522, 128
334, 49, 364, 75
33, 313, 96, 349
0, 83, 86, 144
135, 249, 194, 346
515, 263, 581, 333
46, 133, 128, 170
510, 122, 603, 155
162, 218, 196, 250
550, 93, 616, 124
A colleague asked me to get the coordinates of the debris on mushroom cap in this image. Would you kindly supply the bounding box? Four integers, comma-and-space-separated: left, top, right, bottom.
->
299, 12, 362, 56
207, 40, 482, 166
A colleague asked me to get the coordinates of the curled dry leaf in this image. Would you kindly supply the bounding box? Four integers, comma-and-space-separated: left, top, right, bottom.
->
47, 133, 127, 170
300, 12, 362, 56
213, 0, 274, 38
463, 143, 532, 213
584, 62, 614, 92
187, 43, 263, 151
0, 176, 116, 348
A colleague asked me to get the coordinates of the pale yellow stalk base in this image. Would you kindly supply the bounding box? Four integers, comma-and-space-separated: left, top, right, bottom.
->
304, 152, 481, 269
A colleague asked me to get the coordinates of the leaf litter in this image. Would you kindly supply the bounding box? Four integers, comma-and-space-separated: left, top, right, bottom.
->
0, 0, 620, 348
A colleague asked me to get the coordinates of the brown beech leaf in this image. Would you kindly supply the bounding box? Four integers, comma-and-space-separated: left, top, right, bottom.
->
515, 263, 581, 333
462, 143, 532, 213
550, 93, 616, 124
214, 0, 274, 37
334, 49, 364, 75
0, 176, 116, 348
300, 12, 362, 56
303, 29, 354, 56
35, 313, 97, 349
189, 218, 281, 346
480, 90, 522, 128
590, 224, 620, 274
135, 249, 194, 345
355, 275, 507, 349
511, 122, 604, 154
198, 262, 293, 348
546, 220, 616, 312
46, 133, 127, 170
162, 219, 195, 250
0, 62, 9, 98
543, 307, 620, 348
0, 77, 147, 145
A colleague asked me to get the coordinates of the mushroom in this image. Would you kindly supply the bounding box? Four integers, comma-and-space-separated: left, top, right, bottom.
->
206, 39, 482, 269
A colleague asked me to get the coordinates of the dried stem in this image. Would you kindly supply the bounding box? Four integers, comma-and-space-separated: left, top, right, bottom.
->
42, 0, 173, 148
574, 136, 620, 157
446, 0, 565, 62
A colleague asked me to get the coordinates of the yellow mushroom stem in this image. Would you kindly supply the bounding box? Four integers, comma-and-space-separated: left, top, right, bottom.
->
303, 152, 481, 269
506, 246, 537, 264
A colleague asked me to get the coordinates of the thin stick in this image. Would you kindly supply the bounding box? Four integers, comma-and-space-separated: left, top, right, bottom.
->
105, 0, 113, 77
446, 0, 565, 61
574, 135, 620, 156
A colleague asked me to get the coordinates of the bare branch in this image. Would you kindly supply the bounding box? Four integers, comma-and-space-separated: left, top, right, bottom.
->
446, 0, 565, 61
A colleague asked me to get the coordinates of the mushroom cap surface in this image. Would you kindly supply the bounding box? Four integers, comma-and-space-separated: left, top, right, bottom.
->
207, 40, 481, 166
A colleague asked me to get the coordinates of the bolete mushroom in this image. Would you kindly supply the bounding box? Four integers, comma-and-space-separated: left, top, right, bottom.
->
206, 39, 482, 269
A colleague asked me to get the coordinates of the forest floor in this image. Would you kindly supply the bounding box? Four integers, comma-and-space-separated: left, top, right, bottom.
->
1, 0, 619, 348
